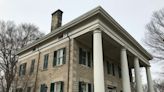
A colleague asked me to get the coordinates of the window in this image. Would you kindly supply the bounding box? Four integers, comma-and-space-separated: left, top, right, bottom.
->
27, 87, 31, 92
112, 63, 115, 76
30, 59, 35, 75
79, 48, 91, 67
53, 48, 66, 66
43, 54, 49, 69
19, 63, 26, 76
79, 81, 92, 92
107, 62, 112, 75
107, 86, 117, 92
107, 62, 116, 76
50, 81, 64, 92
40, 84, 47, 92
118, 66, 121, 78
16, 88, 23, 92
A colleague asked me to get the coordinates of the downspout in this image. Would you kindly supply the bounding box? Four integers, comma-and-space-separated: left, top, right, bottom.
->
67, 33, 71, 92
33, 46, 41, 92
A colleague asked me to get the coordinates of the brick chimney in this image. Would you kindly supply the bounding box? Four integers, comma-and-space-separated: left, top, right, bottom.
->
51, 9, 63, 32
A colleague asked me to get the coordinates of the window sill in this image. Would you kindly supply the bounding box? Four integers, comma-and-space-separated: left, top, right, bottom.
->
79, 64, 92, 69
53, 64, 64, 68
42, 68, 48, 71
19, 75, 25, 78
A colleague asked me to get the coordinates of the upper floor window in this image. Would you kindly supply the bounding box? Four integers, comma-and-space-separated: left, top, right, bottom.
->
27, 87, 32, 92
16, 88, 23, 92
79, 48, 91, 67
79, 81, 92, 92
19, 63, 26, 76
40, 84, 47, 92
50, 81, 64, 92
118, 65, 121, 78
30, 59, 35, 75
43, 54, 49, 69
53, 48, 66, 67
107, 62, 115, 76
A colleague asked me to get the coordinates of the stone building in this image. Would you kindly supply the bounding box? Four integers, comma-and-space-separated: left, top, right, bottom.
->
15, 6, 154, 92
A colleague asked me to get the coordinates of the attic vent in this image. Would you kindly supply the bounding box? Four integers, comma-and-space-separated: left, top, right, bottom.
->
32, 47, 36, 51
58, 33, 67, 39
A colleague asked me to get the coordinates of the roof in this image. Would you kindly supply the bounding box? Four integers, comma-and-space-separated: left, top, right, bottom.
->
16, 6, 153, 60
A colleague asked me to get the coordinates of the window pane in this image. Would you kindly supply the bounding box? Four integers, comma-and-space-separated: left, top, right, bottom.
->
53, 51, 57, 66
87, 52, 91, 67
112, 64, 115, 76
30, 59, 35, 74
50, 83, 54, 92
88, 83, 91, 92
43, 54, 48, 69
56, 82, 61, 92
79, 48, 91, 67
56, 48, 65, 66
81, 83, 86, 92
27, 87, 31, 92
79, 48, 82, 64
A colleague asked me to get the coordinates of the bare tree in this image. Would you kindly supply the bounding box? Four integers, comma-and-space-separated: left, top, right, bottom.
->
144, 8, 164, 60
0, 20, 44, 92
143, 80, 164, 92
144, 8, 164, 79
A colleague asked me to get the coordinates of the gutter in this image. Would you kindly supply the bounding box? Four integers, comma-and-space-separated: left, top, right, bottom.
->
33, 47, 41, 92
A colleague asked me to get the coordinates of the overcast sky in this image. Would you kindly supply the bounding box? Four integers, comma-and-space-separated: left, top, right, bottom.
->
0, 0, 164, 83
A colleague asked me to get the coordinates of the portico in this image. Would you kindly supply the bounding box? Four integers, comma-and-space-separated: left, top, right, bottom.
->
75, 25, 154, 92
92, 27, 154, 92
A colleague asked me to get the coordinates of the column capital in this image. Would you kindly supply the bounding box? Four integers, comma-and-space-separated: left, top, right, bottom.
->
134, 56, 140, 63
121, 47, 126, 51
92, 27, 103, 33
93, 29, 102, 33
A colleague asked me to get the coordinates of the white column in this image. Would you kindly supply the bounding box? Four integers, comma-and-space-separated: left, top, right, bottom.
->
121, 48, 131, 92
146, 67, 154, 92
93, 29, 105, 92
134, 57, 143, 92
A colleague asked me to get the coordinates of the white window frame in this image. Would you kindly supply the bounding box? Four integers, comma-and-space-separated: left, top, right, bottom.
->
56, 49, 64, 65
79, 48, 91, 67
19, 63, 26, 76
81, 82, 88, 92
56, 48, 65, 66
51, 81, 63, 92
79, 82, 92, 92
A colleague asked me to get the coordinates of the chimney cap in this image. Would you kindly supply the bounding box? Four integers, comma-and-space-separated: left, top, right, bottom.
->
51, 9, 63, 15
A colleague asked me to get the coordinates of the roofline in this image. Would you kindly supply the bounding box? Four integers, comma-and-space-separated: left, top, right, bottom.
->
16, 6, 153, 60
16, 6, 101, 55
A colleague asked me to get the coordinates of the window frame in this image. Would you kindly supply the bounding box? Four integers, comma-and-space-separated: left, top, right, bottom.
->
107, 61, 113, 75
40, 84, 47, 92
27, 87, 31, 92
79, 81, 92, 92
53, 48, 66, 67
30, 59, 35, 75
43, 54, 49, 69
79, 48, 91, 67
19, 63, 26, 76
50, 81, 64, 92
